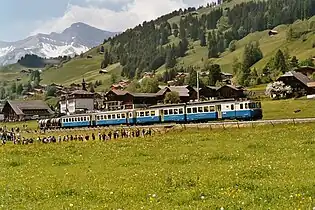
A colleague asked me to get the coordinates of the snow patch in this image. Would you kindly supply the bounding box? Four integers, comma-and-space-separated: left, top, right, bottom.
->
0, 46, 14, 57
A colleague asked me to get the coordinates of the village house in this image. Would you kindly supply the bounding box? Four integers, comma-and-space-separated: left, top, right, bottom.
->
216, 85, 245, 99
276, 71, 315, 96
293, 66, 315, 77
59, 79, 95, 114
2, 100, 54, 121
156, 85, 197, 103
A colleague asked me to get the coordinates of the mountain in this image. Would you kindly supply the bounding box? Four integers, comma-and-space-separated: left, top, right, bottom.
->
0, 22, 119, 66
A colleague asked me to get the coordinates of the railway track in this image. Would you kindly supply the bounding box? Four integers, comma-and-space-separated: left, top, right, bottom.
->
39, 117, 315, 133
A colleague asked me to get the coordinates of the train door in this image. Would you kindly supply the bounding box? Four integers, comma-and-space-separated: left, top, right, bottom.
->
160, 109, 165, 122
216, 105, 222, 119
126, 111, 130, 125
91, 114, 96, 126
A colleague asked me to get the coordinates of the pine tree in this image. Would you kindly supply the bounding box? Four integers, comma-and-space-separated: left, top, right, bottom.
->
274, 49, 287, 73
208, 31, 218, 58
290, 56, 299, 68
165, 46, 176, 68
207, 63, 222, 86
179, 19, 186, 39
200, 30, 206, 47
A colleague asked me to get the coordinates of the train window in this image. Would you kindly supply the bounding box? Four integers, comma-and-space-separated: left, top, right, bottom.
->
112, 114, 116, 119
210, 106, 215, 112
179, 108, 183, 114
145, 111, 150, 116
257, 102, 261, 108
169, 109, 173, 115
204, 106, 209, 112
174, 109, 178, 114
117, 114, 121, 119
198, 107, 203, 113
151, 111, 155, 116
122, 113, 126, 118
164, 110, 168, 115
193, 107, 197, 113
137, 112, 139, 117
240, 104, 244, 109
140, 112, 144, 117
87, 117, 90, 121
245, 103, 248, 109
81, 117, 83, 121
129, 113, 132, 118
97, 116, 99, 120
231, 104, 235, 110
108, 115, 111, 120
187, 108, 192, 114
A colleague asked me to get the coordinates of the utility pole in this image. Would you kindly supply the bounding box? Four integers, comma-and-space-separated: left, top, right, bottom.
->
197, 71, 199, 102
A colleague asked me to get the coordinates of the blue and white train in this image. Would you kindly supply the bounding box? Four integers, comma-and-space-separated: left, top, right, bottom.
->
38, 99, 262, 129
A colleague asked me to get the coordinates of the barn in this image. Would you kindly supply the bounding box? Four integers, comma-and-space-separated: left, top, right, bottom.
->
2, 100, 54, 121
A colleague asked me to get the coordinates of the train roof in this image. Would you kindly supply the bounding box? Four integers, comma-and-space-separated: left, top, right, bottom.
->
187, 99, 236, 106
149, 103, 186, 109
95, 109, 135, 114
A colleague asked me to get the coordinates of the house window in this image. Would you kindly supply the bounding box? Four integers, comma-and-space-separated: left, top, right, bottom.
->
198, 107, 203, 113
179, 108, 183, 114
204, 106, 209, 112
187, 108, 192, 114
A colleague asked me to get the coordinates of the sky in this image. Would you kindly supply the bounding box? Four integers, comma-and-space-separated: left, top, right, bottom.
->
0, 0, 215, 42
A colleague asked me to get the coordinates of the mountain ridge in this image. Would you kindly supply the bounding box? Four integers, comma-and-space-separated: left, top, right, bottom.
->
0, 22, 119, 66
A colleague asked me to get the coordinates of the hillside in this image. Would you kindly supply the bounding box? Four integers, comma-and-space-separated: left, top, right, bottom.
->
2, 0, 315, 100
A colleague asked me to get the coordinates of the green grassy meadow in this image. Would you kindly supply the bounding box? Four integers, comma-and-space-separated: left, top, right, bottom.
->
0, 123, 314, 209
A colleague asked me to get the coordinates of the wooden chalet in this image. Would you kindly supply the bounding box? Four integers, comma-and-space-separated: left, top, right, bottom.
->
277, 71, 315, 95
293, 66, 315, 77
104, 89, 157, 108
217, 85, 245, 99
156, 85, 197, 103
2, 100, 54, 121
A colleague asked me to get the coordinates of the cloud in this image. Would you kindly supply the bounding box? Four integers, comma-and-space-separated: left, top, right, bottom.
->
31, 0, 215, 35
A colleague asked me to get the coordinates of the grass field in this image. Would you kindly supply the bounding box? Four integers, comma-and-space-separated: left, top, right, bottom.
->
0, 123, 314, 209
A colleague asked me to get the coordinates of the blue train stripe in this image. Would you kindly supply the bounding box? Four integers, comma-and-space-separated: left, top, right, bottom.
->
96, 119, 127, 126
186, 112, 217, 121
62, 121, 90, 127
136, 116, 160, 124
163, 114, 185, 122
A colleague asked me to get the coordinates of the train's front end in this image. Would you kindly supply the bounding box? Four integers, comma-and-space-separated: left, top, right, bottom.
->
250, 101, 263, 120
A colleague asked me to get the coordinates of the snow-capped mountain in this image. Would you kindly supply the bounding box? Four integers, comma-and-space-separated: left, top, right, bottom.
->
0, 22, 119, 66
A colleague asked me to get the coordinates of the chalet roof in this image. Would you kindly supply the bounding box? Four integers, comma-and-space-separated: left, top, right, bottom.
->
218, 85, 242, 91
278, 71, 313, 86
70, 90, 94, 95
128, 92, 157, 97
157, 85, 192, 97
5, 100, 54, 116
105, 89, 128, 96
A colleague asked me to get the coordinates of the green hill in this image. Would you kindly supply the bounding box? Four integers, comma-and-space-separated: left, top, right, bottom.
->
2, 0, 315, 97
